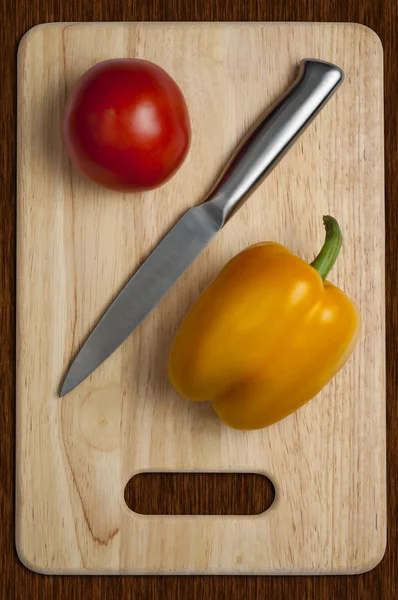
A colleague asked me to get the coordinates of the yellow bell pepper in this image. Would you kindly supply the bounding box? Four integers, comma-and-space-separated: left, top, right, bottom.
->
168, 216, 361, 430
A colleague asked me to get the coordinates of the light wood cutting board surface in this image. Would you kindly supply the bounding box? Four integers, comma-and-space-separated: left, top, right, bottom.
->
16, 22, 385, 575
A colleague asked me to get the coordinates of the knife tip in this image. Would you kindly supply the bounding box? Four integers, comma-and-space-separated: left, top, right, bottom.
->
59, 374, 75, 398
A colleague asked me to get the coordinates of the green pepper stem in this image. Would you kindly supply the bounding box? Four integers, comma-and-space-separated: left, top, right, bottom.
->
310, 216, 343, 280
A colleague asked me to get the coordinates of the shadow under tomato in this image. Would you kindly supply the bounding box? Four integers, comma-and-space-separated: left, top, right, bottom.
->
37, 73, 124, 204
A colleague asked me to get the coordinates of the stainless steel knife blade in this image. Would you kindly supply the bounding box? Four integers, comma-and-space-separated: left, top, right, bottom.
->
60, 205, 221, 396
60, 59, 344, 396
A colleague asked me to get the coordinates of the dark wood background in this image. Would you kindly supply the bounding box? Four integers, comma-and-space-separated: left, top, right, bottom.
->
1, 1, 396, 598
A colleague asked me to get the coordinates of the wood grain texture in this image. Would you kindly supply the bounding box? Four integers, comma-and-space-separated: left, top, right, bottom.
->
1, 1, 397, 600
16, 22, 385, 575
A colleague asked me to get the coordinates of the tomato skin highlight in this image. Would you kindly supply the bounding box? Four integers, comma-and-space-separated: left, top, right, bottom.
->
61, 59, 191, 192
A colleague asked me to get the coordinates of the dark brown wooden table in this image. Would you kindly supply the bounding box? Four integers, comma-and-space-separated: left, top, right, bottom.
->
1, 1, 396, 598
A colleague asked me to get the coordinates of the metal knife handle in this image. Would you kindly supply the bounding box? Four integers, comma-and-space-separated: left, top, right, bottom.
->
205, 59, 344, 224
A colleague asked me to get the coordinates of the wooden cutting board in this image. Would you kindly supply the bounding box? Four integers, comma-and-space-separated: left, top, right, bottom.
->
16, 22, 386, 575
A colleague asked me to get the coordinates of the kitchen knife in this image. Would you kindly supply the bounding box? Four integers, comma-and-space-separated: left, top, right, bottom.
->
60, 58, 344, 397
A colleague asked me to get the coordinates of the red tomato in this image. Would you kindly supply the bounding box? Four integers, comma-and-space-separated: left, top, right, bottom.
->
61, 59, 191, 192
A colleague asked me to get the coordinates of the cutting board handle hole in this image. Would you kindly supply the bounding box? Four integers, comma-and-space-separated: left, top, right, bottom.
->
124, 472, 275, 515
